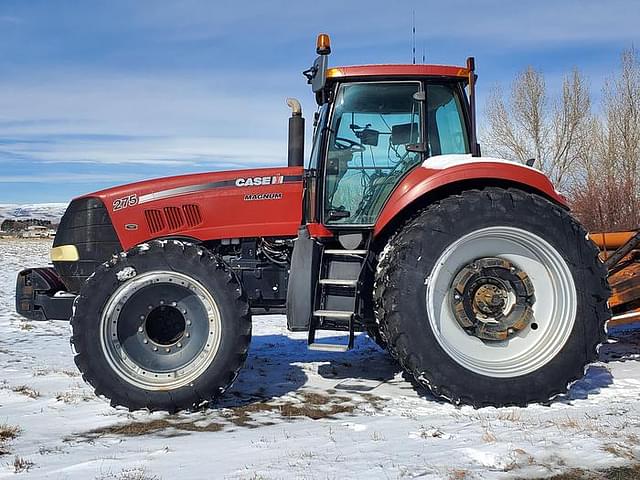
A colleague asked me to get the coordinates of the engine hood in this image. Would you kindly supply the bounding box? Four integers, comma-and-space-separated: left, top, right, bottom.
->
77, 166, 304, 251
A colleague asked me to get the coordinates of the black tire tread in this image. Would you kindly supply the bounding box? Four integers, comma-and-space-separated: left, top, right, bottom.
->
70, 239, 251, 412
374, 187, 610, 408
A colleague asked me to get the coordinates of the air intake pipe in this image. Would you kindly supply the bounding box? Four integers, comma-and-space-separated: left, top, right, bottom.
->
286, 98, 305, 167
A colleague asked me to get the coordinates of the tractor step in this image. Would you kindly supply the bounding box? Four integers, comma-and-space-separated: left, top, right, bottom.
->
318, 279, 358, 287
307, 239, 371, 352
308, 342, 350, 352
323, 249, 368, 256
313, 309, 353, 318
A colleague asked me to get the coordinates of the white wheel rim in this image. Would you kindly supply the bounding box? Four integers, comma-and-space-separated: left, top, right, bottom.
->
426, 226, 577, 378
100, 271, 222, 391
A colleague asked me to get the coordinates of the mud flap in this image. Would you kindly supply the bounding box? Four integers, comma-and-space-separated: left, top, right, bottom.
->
15, 268, 76, 321
286, 226, 321, 331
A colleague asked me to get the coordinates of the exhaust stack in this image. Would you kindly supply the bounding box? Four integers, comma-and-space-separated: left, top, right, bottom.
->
286, 98, 305, 167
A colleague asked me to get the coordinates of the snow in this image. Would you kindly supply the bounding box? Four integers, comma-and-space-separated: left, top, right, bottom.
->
115, 266, 137, 282
1, 238, 640, 479
423, 153, 543, 174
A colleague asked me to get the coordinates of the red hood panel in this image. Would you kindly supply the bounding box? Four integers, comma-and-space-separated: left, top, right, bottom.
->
84, 167, 304, 250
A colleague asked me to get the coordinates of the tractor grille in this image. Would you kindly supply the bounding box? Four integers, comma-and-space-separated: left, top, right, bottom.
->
144, 209, 165, 234
144, 204, 202, 234
164, 206, 184, 230
53, 197, 122, 292
183, 204, 202, 227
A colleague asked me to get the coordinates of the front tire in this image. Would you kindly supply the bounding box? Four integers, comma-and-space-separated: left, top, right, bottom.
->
71, 240, 251, 412
375, 187, 610, 407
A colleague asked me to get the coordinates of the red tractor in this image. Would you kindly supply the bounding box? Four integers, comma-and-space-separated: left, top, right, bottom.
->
16, 34, 610, 411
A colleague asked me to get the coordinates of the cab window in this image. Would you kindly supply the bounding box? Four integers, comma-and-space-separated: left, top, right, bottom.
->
324, 82, 423, 225
426, 84, 469, 156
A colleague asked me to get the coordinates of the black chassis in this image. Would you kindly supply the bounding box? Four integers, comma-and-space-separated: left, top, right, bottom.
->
16, 236, 293, 322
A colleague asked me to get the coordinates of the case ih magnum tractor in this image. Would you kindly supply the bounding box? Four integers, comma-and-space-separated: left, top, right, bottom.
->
16, 34, 610, 411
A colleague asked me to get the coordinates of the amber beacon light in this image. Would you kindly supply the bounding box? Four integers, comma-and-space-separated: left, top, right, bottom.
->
316, 33, 331, 55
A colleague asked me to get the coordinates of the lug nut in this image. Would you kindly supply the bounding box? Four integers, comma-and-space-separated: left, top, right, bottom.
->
186, 320, 192, 326
177, 343, 182, 348
153, 346, 158, 351
186, 333, 190, 338
137, 326, 143, 333
140, 315, 145, 320
148, 305, 153, 310
171, 301, 177, 307
165, 348, 171, 353
143, 339, 148, 344
160, 300, 165, 305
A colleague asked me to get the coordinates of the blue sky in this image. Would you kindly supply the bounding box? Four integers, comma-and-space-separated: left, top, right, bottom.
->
0, 0, 638, 203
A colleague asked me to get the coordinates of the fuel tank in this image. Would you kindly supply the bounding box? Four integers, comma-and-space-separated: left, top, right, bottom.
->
87, 166, 304, 251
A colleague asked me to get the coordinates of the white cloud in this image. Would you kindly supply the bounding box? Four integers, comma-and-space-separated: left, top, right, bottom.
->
1, 135, 285, 166
0, 70, 313, 167
0, 173, 144, 183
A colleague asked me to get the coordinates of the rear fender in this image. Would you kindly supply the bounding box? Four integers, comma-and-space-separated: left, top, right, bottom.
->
373, 154, 567, 238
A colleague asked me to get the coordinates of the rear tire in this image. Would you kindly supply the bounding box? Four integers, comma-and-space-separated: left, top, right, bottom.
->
375, 187, 610, 407
71, 240, 251, 412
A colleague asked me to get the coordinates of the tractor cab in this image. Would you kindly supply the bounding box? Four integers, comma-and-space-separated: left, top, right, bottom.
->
292, 34, 478, 229
285, 34, 480, 350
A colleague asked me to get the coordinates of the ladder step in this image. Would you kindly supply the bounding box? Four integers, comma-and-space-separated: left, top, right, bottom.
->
308, 343, 350, 352
313, 309, 353, 319
324, 249, 368, 256
318, 278, 358, 287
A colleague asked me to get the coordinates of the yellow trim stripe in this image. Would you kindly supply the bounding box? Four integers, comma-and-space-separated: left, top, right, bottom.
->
50, 245, 79, 262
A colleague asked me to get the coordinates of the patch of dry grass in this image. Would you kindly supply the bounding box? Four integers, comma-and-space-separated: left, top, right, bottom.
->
95, 467, 160, 480
77, 389, 372, 440
81, 419, 224, 440
0, 424, 20, 442
602, 443, 636, 461
12, 385, 40, 399
13, 456, 34, 473
517, 464, 640, 479
448, 469, 468, 480
33, 367, 79, 378
55, 389, 94, 404
222, 391, 355, 427
0, 424, 20, 456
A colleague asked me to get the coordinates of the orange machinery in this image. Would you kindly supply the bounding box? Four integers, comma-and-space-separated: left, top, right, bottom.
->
591, 230, 640, 327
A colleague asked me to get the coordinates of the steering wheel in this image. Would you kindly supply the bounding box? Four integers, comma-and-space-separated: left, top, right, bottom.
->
334, 137, 365, 152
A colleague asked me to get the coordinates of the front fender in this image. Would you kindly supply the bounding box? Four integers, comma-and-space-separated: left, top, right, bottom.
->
373, 154, 567, 237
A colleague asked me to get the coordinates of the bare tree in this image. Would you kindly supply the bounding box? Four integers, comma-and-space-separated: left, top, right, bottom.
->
570, 48, 640, 231
483, 66, 593, 190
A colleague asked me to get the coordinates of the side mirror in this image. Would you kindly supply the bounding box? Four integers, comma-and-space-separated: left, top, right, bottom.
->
309, 55, 328, 93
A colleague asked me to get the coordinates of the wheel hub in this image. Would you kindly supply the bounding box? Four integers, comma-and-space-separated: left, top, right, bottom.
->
473, 284, 507, 317
451, 257, 535, 341
101, 271, 222, 390
145, 305, 186, 346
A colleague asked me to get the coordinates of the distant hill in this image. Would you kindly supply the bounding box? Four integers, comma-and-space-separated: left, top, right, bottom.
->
0, 204, 67, 224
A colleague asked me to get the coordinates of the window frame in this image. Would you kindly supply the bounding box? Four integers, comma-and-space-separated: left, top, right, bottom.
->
320, 79, 425, 228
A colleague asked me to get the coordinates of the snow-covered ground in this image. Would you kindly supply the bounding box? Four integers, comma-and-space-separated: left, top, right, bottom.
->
1, 238, 640, 479
0, 204, 67, 224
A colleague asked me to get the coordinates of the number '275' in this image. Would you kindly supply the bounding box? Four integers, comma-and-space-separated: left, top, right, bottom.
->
112, 195, 138, 211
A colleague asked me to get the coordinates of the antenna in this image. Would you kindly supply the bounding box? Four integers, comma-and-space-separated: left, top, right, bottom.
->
422, 44, 425, 63
412, 10, 416, 64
